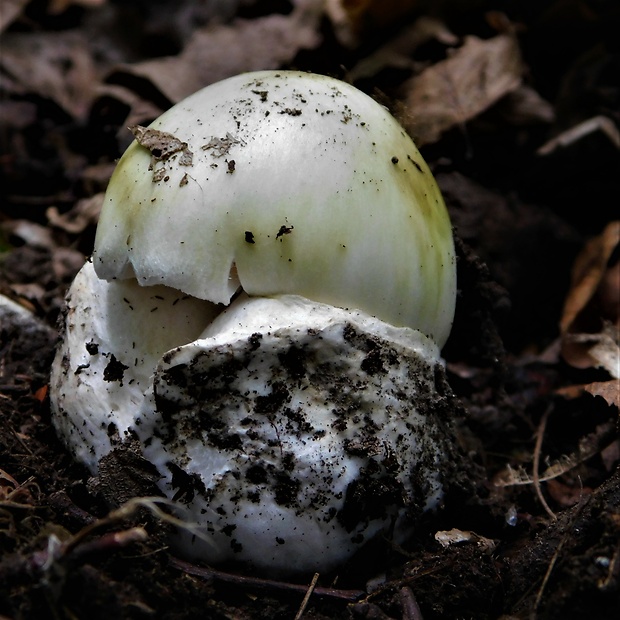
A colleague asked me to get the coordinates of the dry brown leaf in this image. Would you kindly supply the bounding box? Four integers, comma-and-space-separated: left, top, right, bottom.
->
105, 0, 322, 106
346, 16, 458, 83
130, 126, 194, 165
0, 31, 99, 119
434, 528, 496, 552
47, 193, 104, 235
2, 220, 55, 249
494, 84, 555, 126
50, 247, 88, 285
601, 441, 620, 471
561, 222, 620, 331
93, 83, 165, 136
560, 221, 620, 374
80, 163, 117, 195
563, 325, 619, 378
556, 380, 620, 409
47, 0, 105, 15
326, 0, 422, 47
584, 379, 620, 406
402, 33, 524, 145
9, 282, 47, 309
0, 0, 30, 33
545, 478, 592, 508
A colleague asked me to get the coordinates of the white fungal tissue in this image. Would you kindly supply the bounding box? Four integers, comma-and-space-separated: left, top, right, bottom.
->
50, 71, 461, 575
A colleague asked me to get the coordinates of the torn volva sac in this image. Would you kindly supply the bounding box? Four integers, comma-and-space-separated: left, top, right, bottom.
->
50, 70, 461, 575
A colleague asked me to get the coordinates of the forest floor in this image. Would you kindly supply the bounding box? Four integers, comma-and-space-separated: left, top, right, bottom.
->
1, 1, 619, 618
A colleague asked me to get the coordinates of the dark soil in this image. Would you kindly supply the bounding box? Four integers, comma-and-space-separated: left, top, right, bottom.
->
1, 1, 619, 618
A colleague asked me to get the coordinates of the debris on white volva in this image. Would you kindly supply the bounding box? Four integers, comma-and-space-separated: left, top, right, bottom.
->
50, 70, 462, 574
136, 295, 456, 573
50, 260, 220, 472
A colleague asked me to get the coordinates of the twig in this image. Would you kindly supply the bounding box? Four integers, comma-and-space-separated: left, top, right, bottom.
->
49, 491, 97, 528
69, 527, 148, 561
532, 495, 588, 616
0, 496, 176, 584
359, 558, 454, 605
532, 537, 564, 617
62, 496, 181, 555
169, 556, 364, 602
294, 572, 319, 620
532, 407, 557, 520
0, 525, 148, 583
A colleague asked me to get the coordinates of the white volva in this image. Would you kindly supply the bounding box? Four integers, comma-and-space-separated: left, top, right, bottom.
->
50, 260, 219, 471
50, 71, 460, 575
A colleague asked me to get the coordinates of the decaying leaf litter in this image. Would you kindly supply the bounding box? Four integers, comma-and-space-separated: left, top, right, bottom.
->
1, 1, 619, 618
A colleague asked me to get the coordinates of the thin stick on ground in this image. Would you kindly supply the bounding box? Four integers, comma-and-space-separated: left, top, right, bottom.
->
169, 557, 364, 602
533, 496, 589, 615
294, 572, 320, 620
533, 406, 557, 521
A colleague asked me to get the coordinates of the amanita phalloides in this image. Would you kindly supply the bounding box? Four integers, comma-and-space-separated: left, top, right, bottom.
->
51, 70, 460, 575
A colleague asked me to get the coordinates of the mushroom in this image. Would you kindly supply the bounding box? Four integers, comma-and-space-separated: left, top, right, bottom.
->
50, 71, 460, 575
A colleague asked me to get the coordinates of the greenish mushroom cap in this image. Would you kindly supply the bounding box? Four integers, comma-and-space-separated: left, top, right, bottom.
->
93, 71, 456, 347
